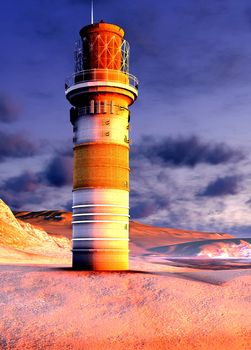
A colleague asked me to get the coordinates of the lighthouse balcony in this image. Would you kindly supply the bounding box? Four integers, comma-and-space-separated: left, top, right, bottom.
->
65, 68, 138, 98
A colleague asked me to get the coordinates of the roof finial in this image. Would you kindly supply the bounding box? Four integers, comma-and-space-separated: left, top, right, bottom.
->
91, 0, 94, 24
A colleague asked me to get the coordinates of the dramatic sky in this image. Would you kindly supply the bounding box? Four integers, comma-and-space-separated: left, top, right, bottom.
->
1, 0, 251, 237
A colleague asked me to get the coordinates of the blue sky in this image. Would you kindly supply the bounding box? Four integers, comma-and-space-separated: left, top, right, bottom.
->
1, 0, 251, 237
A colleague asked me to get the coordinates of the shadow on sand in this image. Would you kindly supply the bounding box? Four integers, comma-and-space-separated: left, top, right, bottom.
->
1, 260, 251, 286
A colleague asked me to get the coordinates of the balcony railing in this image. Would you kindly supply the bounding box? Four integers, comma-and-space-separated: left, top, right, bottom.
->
65, 69, 139, 91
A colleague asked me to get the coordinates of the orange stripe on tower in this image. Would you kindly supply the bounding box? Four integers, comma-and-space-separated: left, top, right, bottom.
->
73, 143, 129, 190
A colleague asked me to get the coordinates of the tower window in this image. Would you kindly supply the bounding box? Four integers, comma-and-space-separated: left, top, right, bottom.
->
100, 101, 107, 113
95, 101, 100, 114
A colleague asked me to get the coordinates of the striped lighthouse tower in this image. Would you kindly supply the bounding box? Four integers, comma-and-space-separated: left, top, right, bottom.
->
65, 20, 138, 270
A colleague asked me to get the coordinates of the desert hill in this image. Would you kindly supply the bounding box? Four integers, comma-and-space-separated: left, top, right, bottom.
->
3, 200, 251, 266
129, 221, 233, 254
0, 200, 70, 263
148, 238, 251, 258
15, 208, 233, 256
10, 203, 251, 268
15, 210, 72, 239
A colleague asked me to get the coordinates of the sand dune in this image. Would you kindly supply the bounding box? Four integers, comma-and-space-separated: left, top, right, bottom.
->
0, 200, 70, 263
1, 200, 250, 268
129, 221, 233, 255
144, 238, 251, 269
147, 238, 251, 257
0, 262, 250, 350
15, 210, 72, 239
15, 207, 233, 257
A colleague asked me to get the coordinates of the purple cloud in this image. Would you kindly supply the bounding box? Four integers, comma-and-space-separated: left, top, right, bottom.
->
0, 94, 20, 124
198, 175, 242, 197
0, 131, 39, 161
42, 155, 73, 187
3, 171, 40, 193
132, 136, 244, 168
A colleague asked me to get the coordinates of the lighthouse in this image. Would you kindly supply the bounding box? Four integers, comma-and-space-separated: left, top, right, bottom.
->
65, 20, 138, 270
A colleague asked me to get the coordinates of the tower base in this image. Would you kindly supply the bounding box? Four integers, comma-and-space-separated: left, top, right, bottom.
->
72, 249, 129, 270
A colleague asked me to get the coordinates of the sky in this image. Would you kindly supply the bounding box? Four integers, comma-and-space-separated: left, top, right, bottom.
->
1, 0, 251, 237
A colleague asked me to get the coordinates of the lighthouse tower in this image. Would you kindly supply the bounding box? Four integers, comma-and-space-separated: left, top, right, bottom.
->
65, 20, 138, 270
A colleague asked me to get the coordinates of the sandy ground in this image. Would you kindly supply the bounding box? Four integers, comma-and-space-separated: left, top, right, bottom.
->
0, 260, 251, 350
1, 203, 251, 349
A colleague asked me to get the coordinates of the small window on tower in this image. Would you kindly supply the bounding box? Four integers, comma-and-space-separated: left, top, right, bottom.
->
103, 101, 107, 113
100, 101, 107, 114
95, 101, 100, 114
